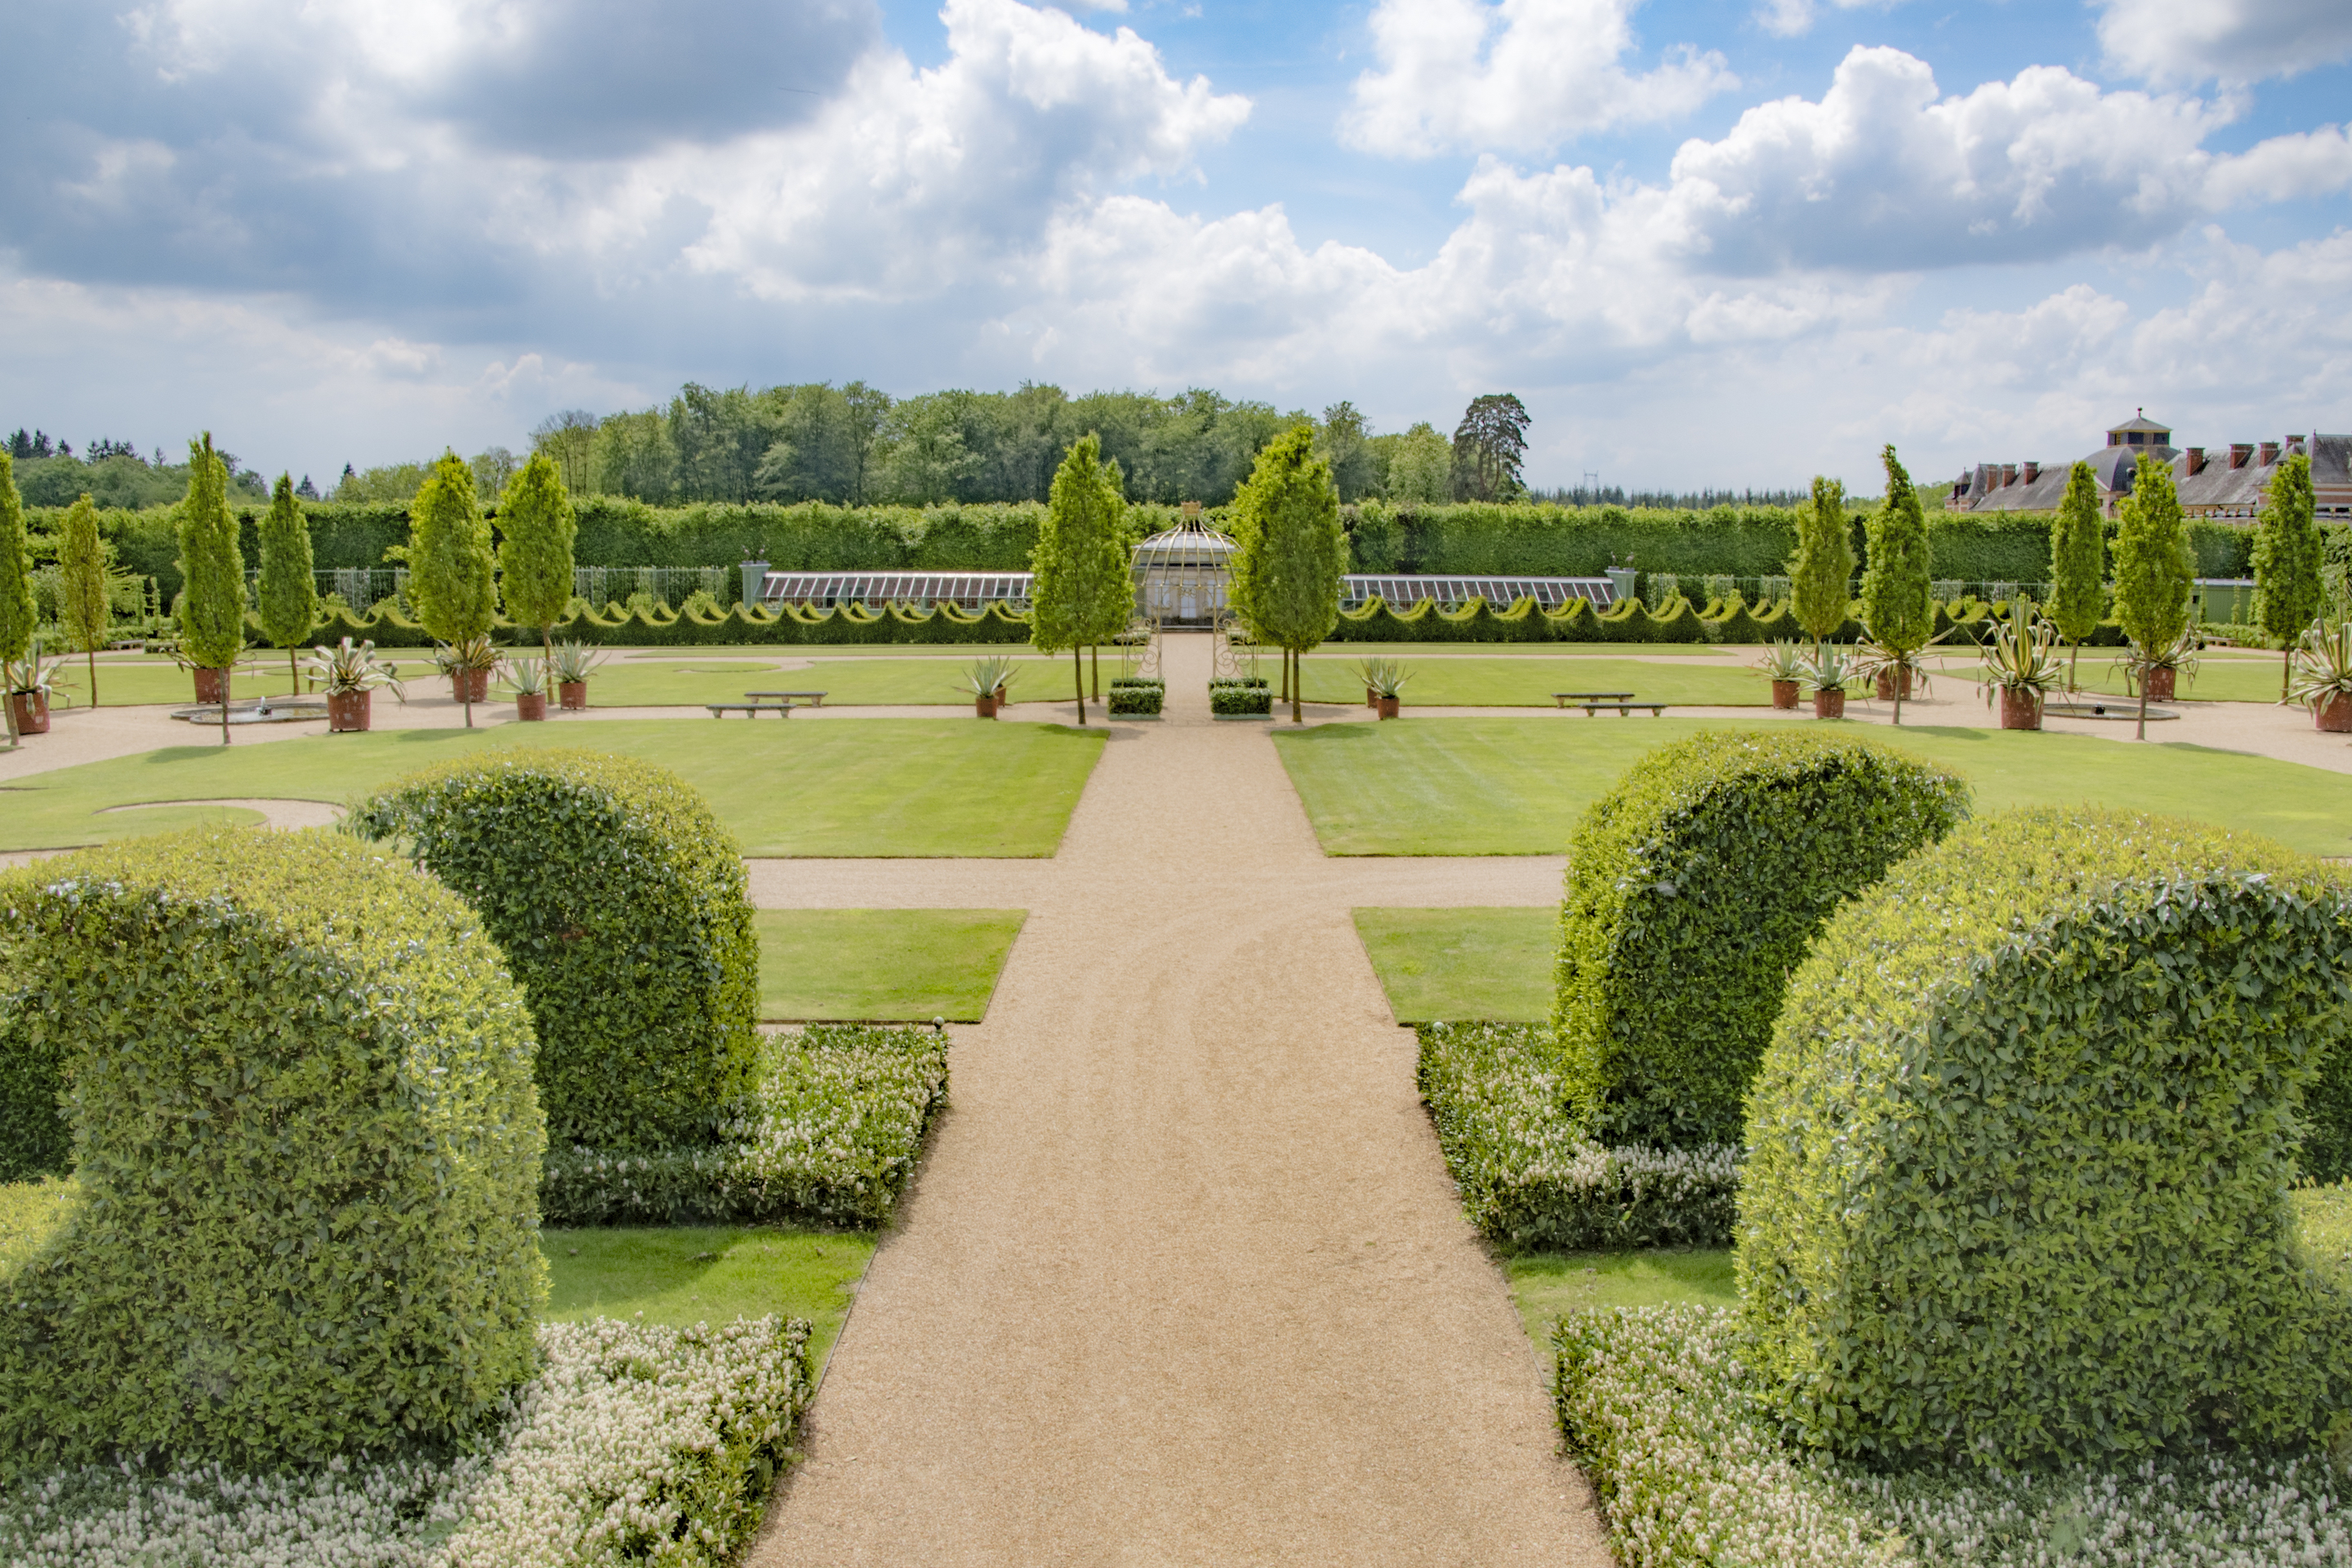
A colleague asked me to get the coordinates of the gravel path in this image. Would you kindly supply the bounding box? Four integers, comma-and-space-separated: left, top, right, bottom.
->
746, 634, 1611, 1566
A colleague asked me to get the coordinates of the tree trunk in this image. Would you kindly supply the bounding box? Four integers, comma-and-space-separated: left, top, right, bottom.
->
220, 664, 231, 746
1071, 644, 1085, 724
1291, 648, 1303, 725
288, 646, 299, 695
2068, 640, 2079, 693
2, 676, 17, 750
1891, 666, 1904, 726
464, 681, 474, 729
88, 648, 99, 708
2136, 670, 2149, 742
2284, 644, 2293, 703
1090, 644, 1099, 699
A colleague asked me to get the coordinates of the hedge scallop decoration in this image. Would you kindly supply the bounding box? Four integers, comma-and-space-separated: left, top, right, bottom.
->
1740, 808, 2352, 1468
1554, 729, 1968, 1147
351, 749, 760, 1152
0, 828, 546, 1475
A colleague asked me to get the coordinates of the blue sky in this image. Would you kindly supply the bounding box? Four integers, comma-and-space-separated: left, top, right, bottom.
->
1, 0, 2347, 491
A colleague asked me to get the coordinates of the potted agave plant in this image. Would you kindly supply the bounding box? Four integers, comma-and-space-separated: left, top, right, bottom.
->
960, 655, 1017, 718
1356, 657, 1411, 719
1758, 641, 1806, 709
5, 647, 59, 735
2289, 621, 2352, 732
1800, 646, 1854, 719
302, 636, 404, 733
2127, 628, 2198, 703
551, 639, 606, 710
1975, 603, 2061, 730
504, 655, 551, 722
434, 635, 501, 704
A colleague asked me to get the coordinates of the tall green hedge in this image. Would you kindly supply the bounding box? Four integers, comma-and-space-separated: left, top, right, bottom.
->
1555, 731, 1969, 1147
351, 751, 760, 1152
0, 828, 546, 1474
1740, 808, 2352, 1468
294, 595, 1037, 648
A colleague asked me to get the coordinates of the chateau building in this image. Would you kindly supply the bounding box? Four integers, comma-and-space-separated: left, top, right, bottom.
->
1949, 412, 2352, 519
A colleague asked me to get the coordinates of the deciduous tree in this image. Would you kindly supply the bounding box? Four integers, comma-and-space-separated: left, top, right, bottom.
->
1230, 426, 1347, 724
1789, 475, 1854, 651
1031, 434, 1134, 724
410, 451, 497, 728
2047, 461, 2105, 691
0, 453, 30, 749
1860, 446, 1933, 724
57, 494, 112, 707
2114, 453, 2193, 741
2255, 451, 2321, 700
256, 474, 317, 691
497, 450, 578, 663
1450, 394, 1530, 501
177, 434, 247, 745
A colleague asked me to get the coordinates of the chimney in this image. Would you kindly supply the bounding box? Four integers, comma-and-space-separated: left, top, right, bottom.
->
2231, 443, 2253, 469
2001, 463, 2018, 487
2261, 441, 2280, 466
2186, 448, 2205, 475
2023, 461, 2040, 483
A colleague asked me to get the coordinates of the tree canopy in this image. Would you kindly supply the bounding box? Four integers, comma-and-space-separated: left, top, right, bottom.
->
497, 449, 579, 652
175, 434, 247, 671
1451, 394, 1531, 502
1788, 476, 1855, 647
1030, 434, 1134, 723
2047, 460, 2106, 666
1229, 426, 1347, 723
408, 452, 497, 646
256, 474, 318, 668
1860, 446, 1933, 721
56, 495, 111, 704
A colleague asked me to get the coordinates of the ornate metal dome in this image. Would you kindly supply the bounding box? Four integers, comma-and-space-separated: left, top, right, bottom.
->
1132, 517, 1236, 626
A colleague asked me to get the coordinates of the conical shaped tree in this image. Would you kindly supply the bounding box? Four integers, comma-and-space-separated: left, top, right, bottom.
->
2254, 452, 2321, 700
0, 453, 30, 750
177, 434, 247, 745
2114, 452, 2194, 741
1860, 445, 1933, 724
2047, 461, 2105, 691
256, 474, 318, 692
409, 451, 497, 728
1229, 426, 1346, 724
1031, 434, 1133, 725
57, 494, 111, 709
497, 449, 578, 665
1789, 475, 1854, 652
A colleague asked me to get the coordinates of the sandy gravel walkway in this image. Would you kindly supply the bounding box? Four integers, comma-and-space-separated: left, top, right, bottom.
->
747, 634, 1610, 1567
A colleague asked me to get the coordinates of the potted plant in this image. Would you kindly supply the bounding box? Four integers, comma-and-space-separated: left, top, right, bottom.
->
2127, 628, 2199, 702
1854, 630, 1947, 707
550, 639, 606, 710
960, 656, 1017, 718
1758, 641, 1806, 709
1356, 657, 1412, 719
434, 635, 501, 703
504, 655, 550, 721
1800, 646, 1853, 719
2289, 621, 2352, 732
4, 647, 58, 735
302, 636, 403, 733
1975, 604, 2061, 730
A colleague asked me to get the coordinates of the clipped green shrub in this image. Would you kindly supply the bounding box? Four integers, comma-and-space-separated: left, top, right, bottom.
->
351, 750, 759, 1152
0, 996, 69, 1183
0, 828, 546, 1474
1556, 730, 1969, 1147
1741, 808, 2352, 1468
1107, 680, 1163, 715
1210, 684, 1272, 715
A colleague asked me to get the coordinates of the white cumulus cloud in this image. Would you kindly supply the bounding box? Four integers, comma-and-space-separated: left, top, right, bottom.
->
2094, 0, 2352, 87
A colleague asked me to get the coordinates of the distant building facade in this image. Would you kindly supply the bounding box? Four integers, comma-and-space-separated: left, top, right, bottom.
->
1949, 412, 2352, 519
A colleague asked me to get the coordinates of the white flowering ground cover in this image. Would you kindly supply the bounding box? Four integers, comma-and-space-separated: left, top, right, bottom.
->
1417, 1022, 1740, 1249
542, 1023, 951, 1228
0, 1315, 813, 1568
1555, 1305, 2351, 1568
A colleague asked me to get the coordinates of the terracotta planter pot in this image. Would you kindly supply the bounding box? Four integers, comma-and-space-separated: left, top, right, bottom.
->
1998, 686, 2042, 731
1377, 695, 1401, 719
327, 689, 372, 733
450, 668, 490, 703
1813, 688, 1846, 719
559, 679, 588, 710
1770, 679, 1799, 710
193, 666, 229, 704
1874, 666, 1913, 701
1365, 685, 1379, 708
2142, 665, 2176, 701
976, 694, 999, 719
8, 691, 49, 734
516, 692, 547, 722
2317, 692, 2352, 733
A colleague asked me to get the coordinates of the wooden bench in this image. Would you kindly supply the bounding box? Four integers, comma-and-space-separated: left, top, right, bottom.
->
1553, 690, 1635, 707
748, 690, 828, 707
1576, 702, 1668, 717
706, 699, 795, 719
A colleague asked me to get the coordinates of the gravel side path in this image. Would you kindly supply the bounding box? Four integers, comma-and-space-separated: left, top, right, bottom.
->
747, 634, 1610, 1566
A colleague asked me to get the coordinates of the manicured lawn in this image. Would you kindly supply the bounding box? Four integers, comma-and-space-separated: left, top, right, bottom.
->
2294, 1183, 2352, 1288
1298, 656, 1764, 708
1353, 907, 1553, 1022
1917, 646, 2290, 706
0, 719, 1103, 855
1506, 1249, 1737, 1342
1310, 642, 1740, 659
1276, 717, 2352, 857
541, 1226, 875, 1366
756, 908, 1025, 1020
588, 653, 1093, 708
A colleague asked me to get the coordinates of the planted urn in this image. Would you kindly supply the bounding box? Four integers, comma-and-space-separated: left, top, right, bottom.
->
302, 636, 404, 733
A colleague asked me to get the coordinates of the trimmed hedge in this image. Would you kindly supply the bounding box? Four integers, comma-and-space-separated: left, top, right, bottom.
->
0, 829, 546, 1474
1741, 808, 2352, 1468
1556, 731, 1970, 1147
351, 751, 759, 1153
1107, 679, 1162, 715
1210, 684, 1272, 715
0, 997, 68, 1183
293, 595, 1035, 648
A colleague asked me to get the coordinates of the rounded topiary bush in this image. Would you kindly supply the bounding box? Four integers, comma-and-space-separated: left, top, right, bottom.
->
1740, 808, 2352, 1468
1553, 728, 1969, 1147
351, 748, 759, 1152
0, 828, 546, 1475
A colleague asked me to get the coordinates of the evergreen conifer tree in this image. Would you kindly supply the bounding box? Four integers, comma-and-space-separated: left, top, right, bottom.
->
409, 451, 497, 728
1860, 445, 1933, 724
2254, 451, 2321, 700
497, 449, 578, 664
1031, 434, 1133, 724
176, 434, 247, 745
1229, 426, 1347, 724
2047, 461, 2105, 691
0, 453, 30, 750
2113, 452, 2193, 741
56, 494, 111, 708
256, 474, 318, 691
1789, 475, 1854, 652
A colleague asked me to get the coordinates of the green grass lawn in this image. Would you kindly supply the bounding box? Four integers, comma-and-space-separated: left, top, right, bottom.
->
1298, 656, 1765, 708
1505, 1249, 1737, 1342
1276, 717, 2352, 857
586, 653, 1094, 708
1913, 647, 2290, 706
0, 719, 1102, 855
1307, 642, 1740, 659
1353, 907, 1553, 1022
756, 908, 1025, 1020
541, 1226, 875, 1366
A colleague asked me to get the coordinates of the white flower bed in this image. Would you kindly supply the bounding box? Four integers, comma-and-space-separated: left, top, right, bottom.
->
1417, 1022, 1740, 1248
0, 1316, 812, 1568
1556, 1304, 2352, 1567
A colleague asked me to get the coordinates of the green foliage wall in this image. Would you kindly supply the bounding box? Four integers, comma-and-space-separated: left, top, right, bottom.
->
0, 828, 546, 1474
1554, 730, 1969, 1147
351, 751, 760, 1153
1740, 808, 2352, 1468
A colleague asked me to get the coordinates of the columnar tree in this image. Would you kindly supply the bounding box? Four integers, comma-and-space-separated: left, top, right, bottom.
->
1860, 445, 1933, 724
2254, 451, 2321, 700
1789, 475, 1854, 652
256, 474, 317, 692
1031, 434, 1133, 725
1229, 426, 1347, 724
409, 451, 498, 728
2047, 460, 2105, 691
497, 450, 578, 664
0, 454, 29, 749
56, 494, 110, 709
177, 434, 247, 746
2113, 452, 2194, 741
